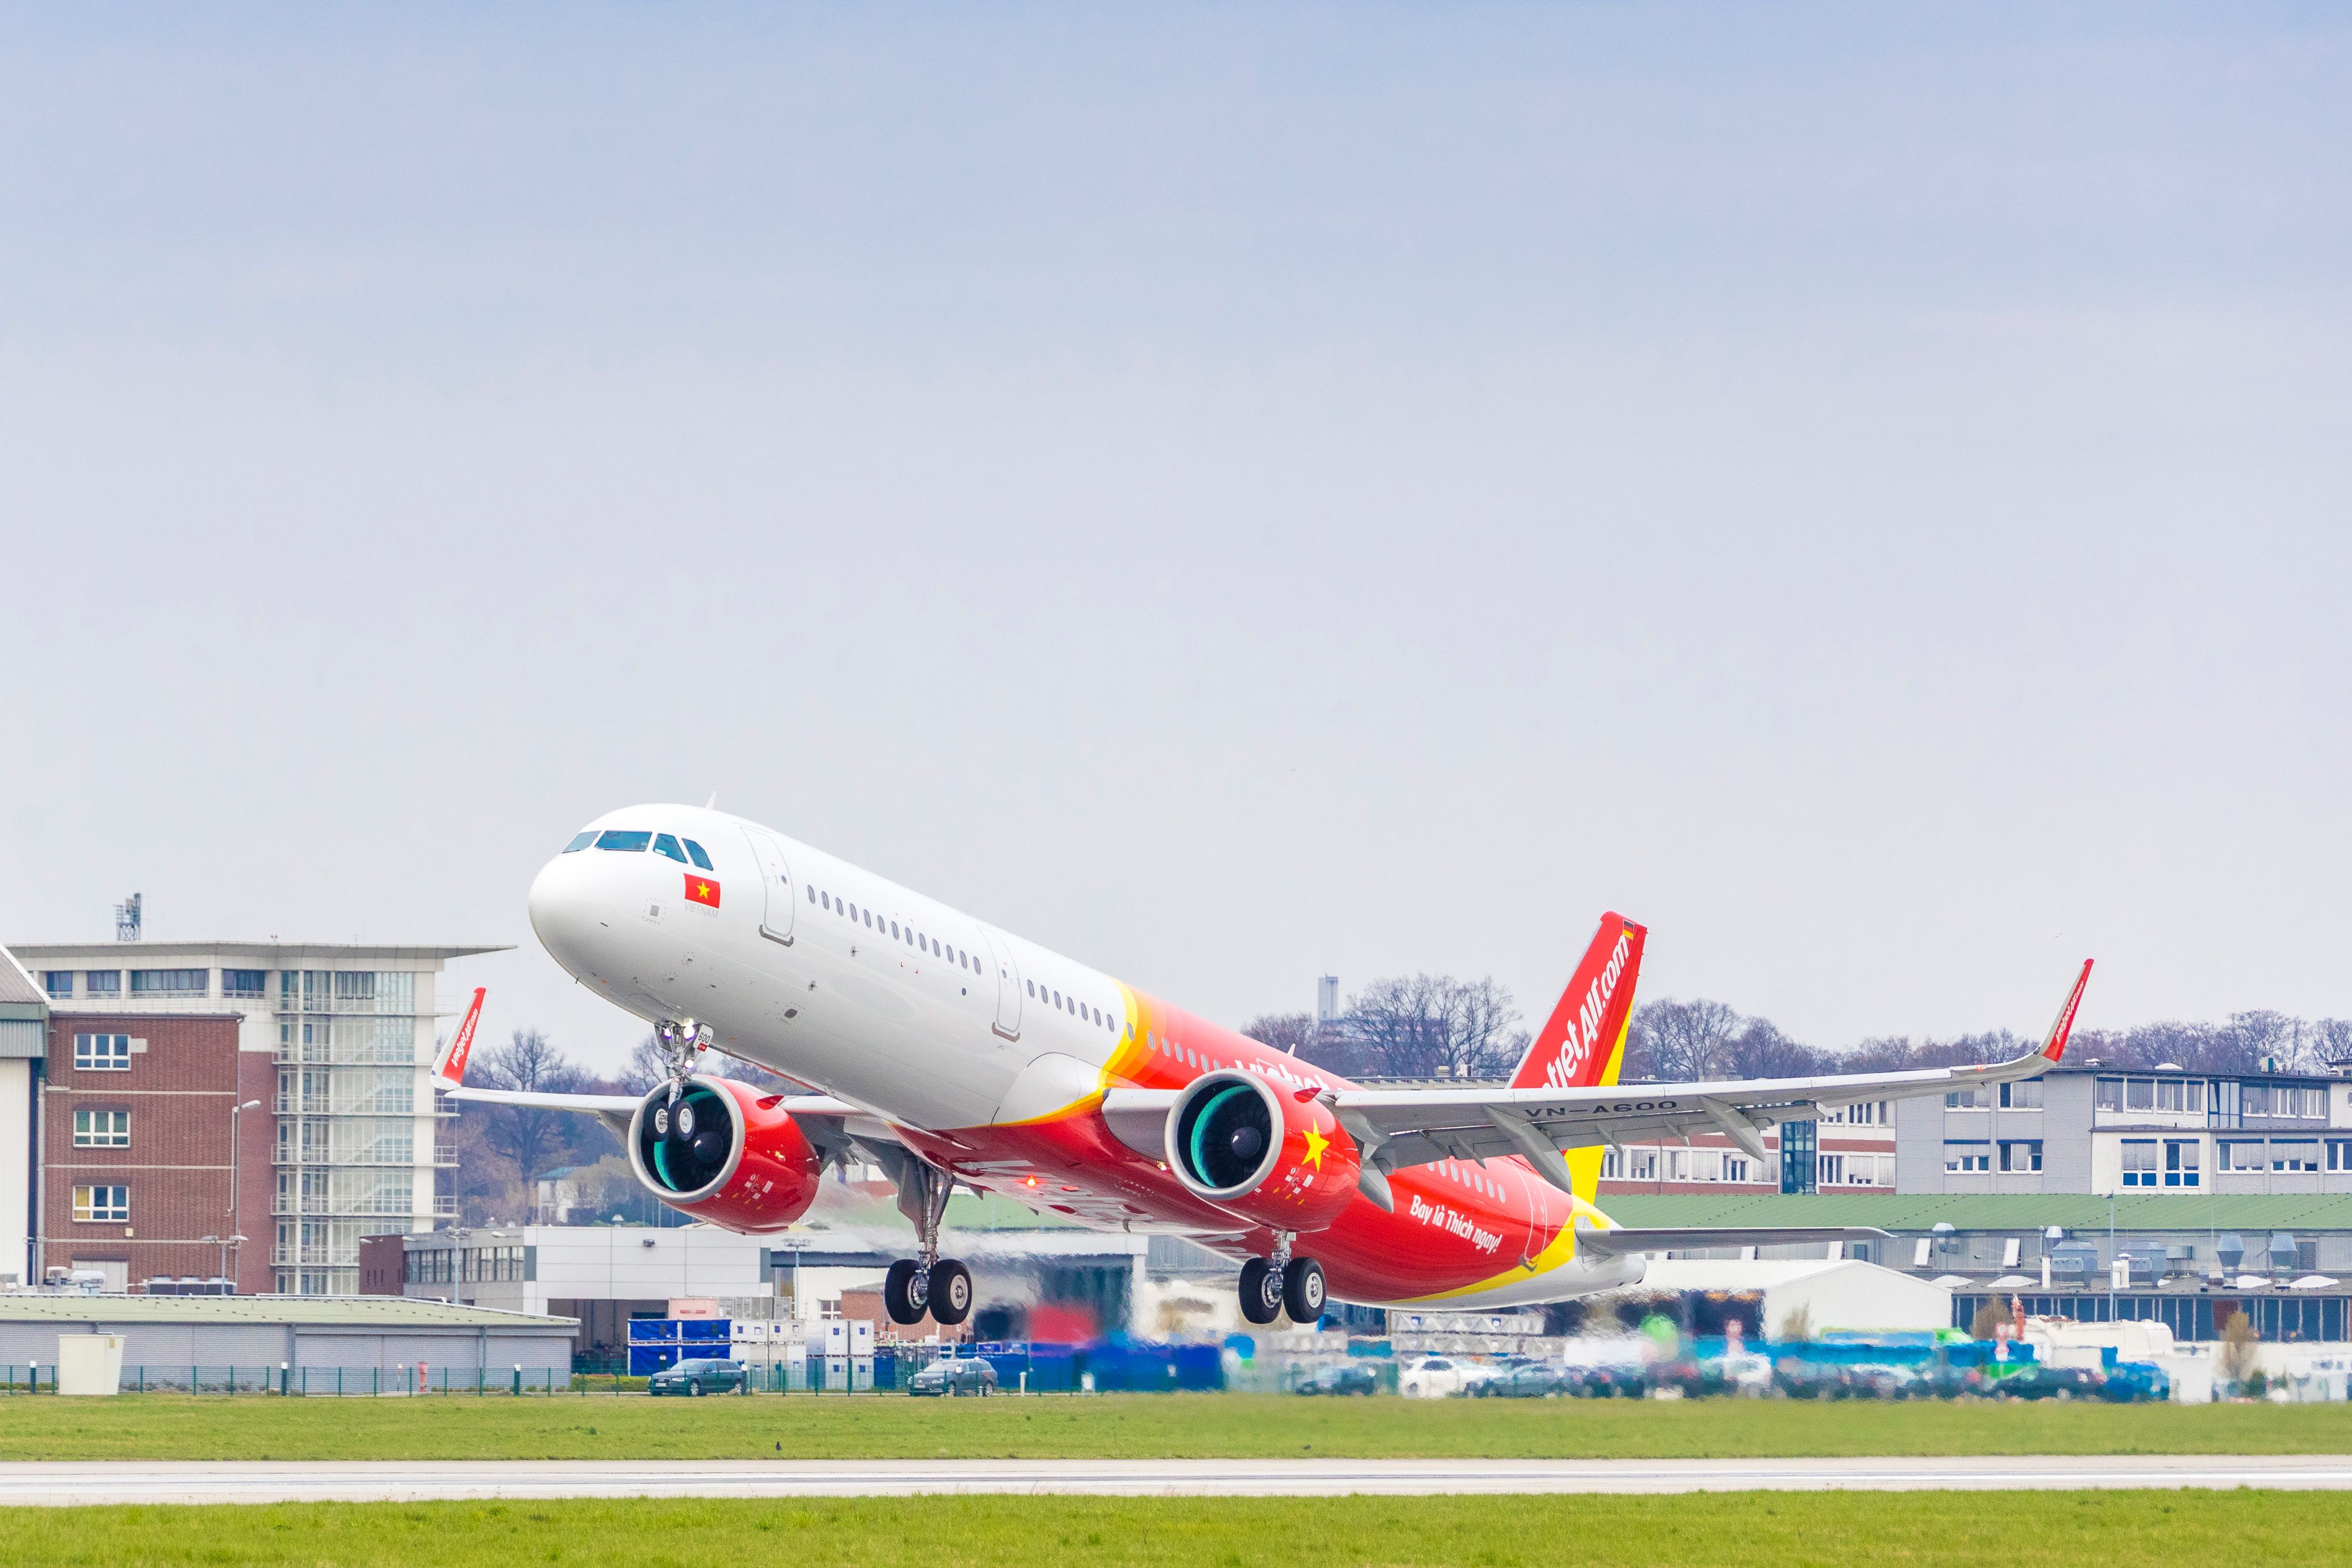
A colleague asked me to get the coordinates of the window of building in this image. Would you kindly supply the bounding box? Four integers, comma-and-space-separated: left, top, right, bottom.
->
2000, 1139, 2043, 1173
2270, 1141, 2320, 1172
130, 968, 208, 997
2120, 1139, 2158, 1185
1944, 1141, 1990, 1174
683, 839, 713, 870
2328, 1139, 2352, 1174
1781, 1121, 1818, 1192
72, 1185, 129, 1222
2165, 1140, 2201, 1187
2241, 1083, 2325, 1119
1945, 1086, 1988, 1109
594, 830, 652, 852
72, 1110, 129, 1148
1999, 1080, 2042, 1110
74, 1034, 131, 1071
1817, 1154, 1844, 1185
2126, 1078, 2155, 1111
652, 833, 689, 864
222, 968, 267, 997
83, 971, 121, 996
41, 971, 72, 999
2095, 1077, 2123, 1111
2218, 1140, 2267, 1173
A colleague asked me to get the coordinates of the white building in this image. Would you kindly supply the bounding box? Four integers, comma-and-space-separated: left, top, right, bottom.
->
13, 940, 507, 1294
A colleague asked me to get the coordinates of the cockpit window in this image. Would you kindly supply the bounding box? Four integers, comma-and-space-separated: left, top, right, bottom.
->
563, 831, 598, 853
595, 830, 653, 852
652, 833, 689, 864
682, 838, 713, 871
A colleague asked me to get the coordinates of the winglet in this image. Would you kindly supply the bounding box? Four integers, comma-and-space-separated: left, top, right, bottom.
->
432, 987, 487, 1091
2042, 960, 2093, 1063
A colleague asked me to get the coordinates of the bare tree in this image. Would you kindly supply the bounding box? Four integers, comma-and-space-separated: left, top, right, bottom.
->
476, 1028, 587, 1188
1240, 1012, 1314, 1057
1629, 998, 1740, 1081
1340, 975, 1527, 1079
1720, 1018, 1828, 1080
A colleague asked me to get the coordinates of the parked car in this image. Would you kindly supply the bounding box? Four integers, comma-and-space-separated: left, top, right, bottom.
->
1399, 1356, 1471, 1399
906, 1356, 999, 1397
1295, 1363, 1381, 1396
1475, 1363, 1571, 1399
1998, 1365, 2104, 1402
647, 1358, 750, 1397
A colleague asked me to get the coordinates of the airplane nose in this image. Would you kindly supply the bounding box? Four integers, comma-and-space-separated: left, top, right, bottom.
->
527, 852, 599, 976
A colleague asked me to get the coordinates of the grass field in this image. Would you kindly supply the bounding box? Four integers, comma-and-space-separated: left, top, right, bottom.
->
0, 1392, 2346, 1461
6, 1492, 2350, 1567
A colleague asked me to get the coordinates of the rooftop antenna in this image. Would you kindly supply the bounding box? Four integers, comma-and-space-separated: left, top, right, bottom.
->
114, 892, 142, 944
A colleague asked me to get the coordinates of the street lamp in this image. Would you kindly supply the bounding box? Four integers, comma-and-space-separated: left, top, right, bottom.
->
228, 1099, 261, 1292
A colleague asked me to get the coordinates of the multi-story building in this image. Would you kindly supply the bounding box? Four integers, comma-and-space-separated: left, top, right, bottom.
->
1897, 1065, 2352, 1197
35, 1008, 269, 1293
13, 941, 507, 1294
0, 948, 47, 1285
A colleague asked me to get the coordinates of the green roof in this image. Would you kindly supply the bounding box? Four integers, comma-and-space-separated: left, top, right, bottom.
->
1594, 1192, 2352, 1232
0, 1295, 573, 1328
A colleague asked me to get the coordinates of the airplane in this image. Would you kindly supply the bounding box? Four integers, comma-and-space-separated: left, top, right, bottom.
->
436, 805, 2093, 1328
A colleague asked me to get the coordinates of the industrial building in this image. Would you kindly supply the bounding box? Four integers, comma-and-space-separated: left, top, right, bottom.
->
5, 935, 507, 1295
0, 1292, 575, 1378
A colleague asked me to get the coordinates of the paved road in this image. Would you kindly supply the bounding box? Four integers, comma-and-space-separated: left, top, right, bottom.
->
2, 1455, 2348, 1506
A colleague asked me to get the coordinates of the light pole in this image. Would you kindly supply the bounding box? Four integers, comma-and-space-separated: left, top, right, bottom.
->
228, 1099, 260, 1292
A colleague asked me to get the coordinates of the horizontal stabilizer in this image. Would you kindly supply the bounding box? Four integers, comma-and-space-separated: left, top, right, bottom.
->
1572, 1222, 1889, 1256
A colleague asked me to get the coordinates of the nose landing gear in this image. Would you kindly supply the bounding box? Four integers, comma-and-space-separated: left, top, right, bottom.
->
1238, 1232, 1326, 1326
653, 1018, 713, 1103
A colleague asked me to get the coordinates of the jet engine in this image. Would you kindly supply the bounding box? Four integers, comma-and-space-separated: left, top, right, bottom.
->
1165, 1070, 1360, 1231
627, 1075, 823, 1233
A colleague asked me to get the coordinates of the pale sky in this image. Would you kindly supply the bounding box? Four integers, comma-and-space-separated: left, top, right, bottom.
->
4, 5, 2347, 1074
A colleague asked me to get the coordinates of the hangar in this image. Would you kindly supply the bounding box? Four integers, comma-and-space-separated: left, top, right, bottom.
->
0, 1293, 575, 1380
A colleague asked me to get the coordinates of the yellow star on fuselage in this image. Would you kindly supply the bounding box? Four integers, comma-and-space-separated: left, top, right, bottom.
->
1301, 1124, 1329, 1169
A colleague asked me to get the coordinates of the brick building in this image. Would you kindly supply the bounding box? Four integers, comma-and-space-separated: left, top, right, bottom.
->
1595, 1098, 1899, 1199
38, 1011, 275, 1293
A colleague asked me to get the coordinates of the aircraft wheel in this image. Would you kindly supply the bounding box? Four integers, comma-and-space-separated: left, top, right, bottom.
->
1282, 1257, 1326, 1324
884, 1259, 929, 1325
1238, 1258, 1282, 1325
928, 1259, 974, 1326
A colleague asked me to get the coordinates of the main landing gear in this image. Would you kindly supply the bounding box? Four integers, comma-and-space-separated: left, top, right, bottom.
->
1238, 1232, 1325, 1326
878, 1153, 973, 1328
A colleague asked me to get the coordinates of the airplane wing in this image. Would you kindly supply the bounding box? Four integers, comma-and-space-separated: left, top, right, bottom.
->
1328, 959, 2093, 1196
427, 989, 881, 1148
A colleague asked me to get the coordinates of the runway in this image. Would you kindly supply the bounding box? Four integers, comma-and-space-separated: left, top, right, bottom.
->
0, 1454, 2347, 1506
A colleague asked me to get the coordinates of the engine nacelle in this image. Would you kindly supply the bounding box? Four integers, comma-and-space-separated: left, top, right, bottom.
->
1165, 1070, 1360, 1232
627, 1075, 823, 1234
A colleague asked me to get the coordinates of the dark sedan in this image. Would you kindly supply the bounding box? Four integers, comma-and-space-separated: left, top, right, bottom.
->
1295, 1363, 1381, 1396
647, 1358, 751, 1397
906, 1357, 998, 1397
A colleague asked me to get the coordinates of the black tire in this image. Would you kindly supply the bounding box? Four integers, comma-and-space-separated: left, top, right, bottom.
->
884, 1259, 928, 1325
1238, 1258, 1281, 1325
928, 1259, 974, 1326
1281, 1256, 1326, 1324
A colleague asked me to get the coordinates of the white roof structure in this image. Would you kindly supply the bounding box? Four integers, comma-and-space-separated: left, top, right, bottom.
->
1594, 1258, 1953, 1335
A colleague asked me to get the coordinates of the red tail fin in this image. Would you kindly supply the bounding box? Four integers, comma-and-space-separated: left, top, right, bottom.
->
1510, 914, 1646, 1091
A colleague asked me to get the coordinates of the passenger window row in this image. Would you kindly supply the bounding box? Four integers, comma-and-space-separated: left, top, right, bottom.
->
1024, 978, 1117, 1034
564, 828, 713, 870
807, 885, 978, 974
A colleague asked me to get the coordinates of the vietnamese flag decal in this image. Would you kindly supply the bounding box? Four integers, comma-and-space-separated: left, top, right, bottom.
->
684, 874, 721, 908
